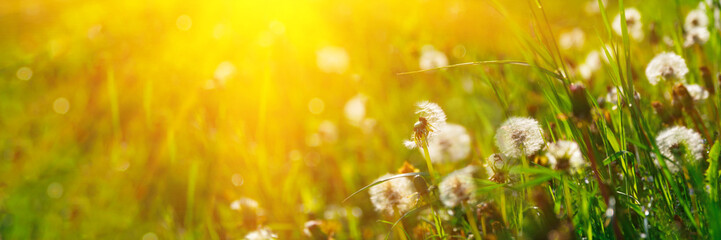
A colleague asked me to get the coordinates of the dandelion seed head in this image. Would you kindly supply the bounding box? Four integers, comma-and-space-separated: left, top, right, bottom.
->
439, 166, 477, 207
424, 123, 472, 163
684, 84, 709, 103
645, 52, 688, 85
230, 197, 260, 211
685, 8, 709, 30
419, 46, 448, 70
245, 227, 278, 240
405, 101, 447, 149
545, 140, 585, 172
684, 27, 710, 47
585, 0, 607, 14
655, 126, 705, 173
559, 28, 585, 50
494, 117, 545, 159
612, 8, 644, 41
368, 174, 416, 215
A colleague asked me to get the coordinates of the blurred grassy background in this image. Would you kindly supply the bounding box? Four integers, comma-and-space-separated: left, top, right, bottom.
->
0, 0, 704, 239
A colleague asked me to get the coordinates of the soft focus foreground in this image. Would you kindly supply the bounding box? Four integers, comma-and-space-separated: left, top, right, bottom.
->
2, 0, 721, 239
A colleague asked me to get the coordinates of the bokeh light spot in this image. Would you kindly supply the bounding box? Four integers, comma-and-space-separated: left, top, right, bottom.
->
47, 182, 63, 199
176, 15, 192, 31
142, 232, 158, 240
308, 98, 325, 114
231, 173, 244, 186
269, 20, 286, 35
53, 97, 70, 114
16, 67, 32, 81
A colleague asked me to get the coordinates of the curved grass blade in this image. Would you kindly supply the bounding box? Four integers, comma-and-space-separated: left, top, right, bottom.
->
343, 172, 429, 203
396, 60, 565, 81
384, 203, 432, 240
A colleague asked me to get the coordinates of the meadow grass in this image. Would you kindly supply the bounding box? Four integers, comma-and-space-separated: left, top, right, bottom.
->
1, 0, 721, 239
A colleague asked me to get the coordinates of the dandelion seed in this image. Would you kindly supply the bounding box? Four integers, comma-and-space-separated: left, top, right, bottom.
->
316, 46, 349, 74
683, 27, 710, 47
684, 84, 709, 103
244, 227, 278, 240
423, 123, 472, 163
612, 8, 644, 41
344, 94, 367, 126
494, 117, 545, 159
655, 126, 705, 173
419, 45, 448, 70
545, 140, 585, 172
439, 166, 476, 207
559, 28, 585, 50
368, 174, 416, 215
404, 101, 447, 149
645, 52, 688, 85
685, 8, 709, 30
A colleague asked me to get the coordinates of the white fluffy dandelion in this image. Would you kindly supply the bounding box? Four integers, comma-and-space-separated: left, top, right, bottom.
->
369, 174, 417, 215
645, 52, 689, 85
578, 50, 602, 80
494, 117, 545, 159
545, 140, 585, 172
684, 27, 710, 48
559, 28, 585, 50
439, 166, 477, 207
344, 94, 367, 126
423, 123, 472, 163
655, 126, 705, 173
685, 84, 710, 103
612, 8, 644, 41
316, 46, 349, 74
419, 45, 449, 70
685, 8, 709, 30
404, 101, 447, 149
245, 227, 278, 240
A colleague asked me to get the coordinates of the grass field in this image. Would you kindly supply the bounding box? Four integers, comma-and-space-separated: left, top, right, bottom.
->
2, 0, 721, 239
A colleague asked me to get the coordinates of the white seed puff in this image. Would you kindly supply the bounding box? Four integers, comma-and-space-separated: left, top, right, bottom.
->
545, 140, 585, 172
245, 227, 278, 240
404, 101, 447, 149
423, 123, 472, 163
439, 166, 477, 207
655, 126, 705, 173
645, 52, 689, 85
369, 174, 417, 215
419, 45, 449, 70
685, 84, 710, 103
494, 117, 545, 159
612, 8, 644, 41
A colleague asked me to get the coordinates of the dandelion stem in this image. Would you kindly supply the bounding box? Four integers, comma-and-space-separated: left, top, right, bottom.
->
463, 202, 482, 240
393, 208, 409, 240
422, 145, 437, 181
